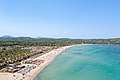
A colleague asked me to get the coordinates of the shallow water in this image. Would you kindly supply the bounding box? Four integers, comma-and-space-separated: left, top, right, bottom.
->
34, 44, 120, 80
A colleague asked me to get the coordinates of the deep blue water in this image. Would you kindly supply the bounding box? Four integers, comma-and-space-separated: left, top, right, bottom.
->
35, 44, 120, 80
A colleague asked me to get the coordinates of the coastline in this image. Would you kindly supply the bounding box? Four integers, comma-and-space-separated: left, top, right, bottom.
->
29, 45, 75, 80
0, 45, 76, 80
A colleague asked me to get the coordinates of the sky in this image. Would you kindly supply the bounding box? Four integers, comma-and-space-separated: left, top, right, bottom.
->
0, 0, 120, 39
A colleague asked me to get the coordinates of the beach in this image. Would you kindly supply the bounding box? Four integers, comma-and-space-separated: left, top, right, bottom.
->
0, 45, 74, 80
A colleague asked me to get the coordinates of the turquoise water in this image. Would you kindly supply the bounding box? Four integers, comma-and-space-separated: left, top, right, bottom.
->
34, 44, 120, 80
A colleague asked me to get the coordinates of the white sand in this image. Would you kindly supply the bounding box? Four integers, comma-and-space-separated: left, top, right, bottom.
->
0, 45, 74, 80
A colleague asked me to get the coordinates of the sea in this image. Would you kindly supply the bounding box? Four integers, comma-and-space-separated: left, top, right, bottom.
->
34, 44, 120, 80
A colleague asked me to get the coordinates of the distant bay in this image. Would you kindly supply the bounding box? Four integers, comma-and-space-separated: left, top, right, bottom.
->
34, 44, 120, 80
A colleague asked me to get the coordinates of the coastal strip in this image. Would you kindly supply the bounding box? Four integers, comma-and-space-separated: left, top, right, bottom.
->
0, 45, 75, 80
29, 45, 74, 80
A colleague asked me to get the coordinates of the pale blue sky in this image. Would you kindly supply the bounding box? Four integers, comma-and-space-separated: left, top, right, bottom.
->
0, 0, 120, 39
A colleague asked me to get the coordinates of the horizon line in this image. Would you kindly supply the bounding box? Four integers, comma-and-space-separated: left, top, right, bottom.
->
0, 35, 120, 39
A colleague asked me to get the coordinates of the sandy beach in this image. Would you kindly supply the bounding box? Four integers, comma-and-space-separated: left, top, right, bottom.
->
0, 45, 74, 80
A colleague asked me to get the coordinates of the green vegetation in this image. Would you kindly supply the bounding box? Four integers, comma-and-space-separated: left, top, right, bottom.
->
0, 47, 30, 68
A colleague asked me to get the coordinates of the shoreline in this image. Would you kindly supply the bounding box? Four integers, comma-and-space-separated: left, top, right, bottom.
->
0, 45, 76, 80
29, 45, 75, 80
